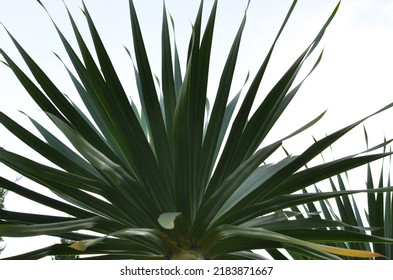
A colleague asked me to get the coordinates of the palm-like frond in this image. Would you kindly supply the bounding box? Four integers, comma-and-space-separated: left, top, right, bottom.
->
0, 0, 392, 259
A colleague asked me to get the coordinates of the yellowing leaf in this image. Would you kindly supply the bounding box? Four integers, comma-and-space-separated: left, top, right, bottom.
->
69, 237, 105, 251
310, 243, 382, 258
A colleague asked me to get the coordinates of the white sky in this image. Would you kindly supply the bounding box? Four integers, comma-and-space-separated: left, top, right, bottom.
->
0, 0, 393, 258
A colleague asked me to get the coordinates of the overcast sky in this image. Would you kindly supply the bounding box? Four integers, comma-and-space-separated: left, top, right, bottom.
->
1, 0, 393, 258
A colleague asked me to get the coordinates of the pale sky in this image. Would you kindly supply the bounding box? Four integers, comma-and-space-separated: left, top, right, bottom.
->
1, 0, 393, 258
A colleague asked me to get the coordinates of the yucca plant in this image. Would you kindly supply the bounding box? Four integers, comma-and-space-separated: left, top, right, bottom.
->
0, 0, 393, 260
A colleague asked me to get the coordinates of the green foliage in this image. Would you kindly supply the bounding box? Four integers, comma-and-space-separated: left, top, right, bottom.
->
52, 238, 79, 260
0, 0, 392, 259
0, 187, 6, 254
364, 134, 393, 259
301, 129, 393, 260
0, 188, 5, 209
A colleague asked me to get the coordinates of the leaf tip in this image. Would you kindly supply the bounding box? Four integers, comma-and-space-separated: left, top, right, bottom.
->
158, 212, 182, 230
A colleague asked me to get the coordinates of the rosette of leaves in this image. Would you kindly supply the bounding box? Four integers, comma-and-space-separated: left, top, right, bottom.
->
0, 0, 393, 260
